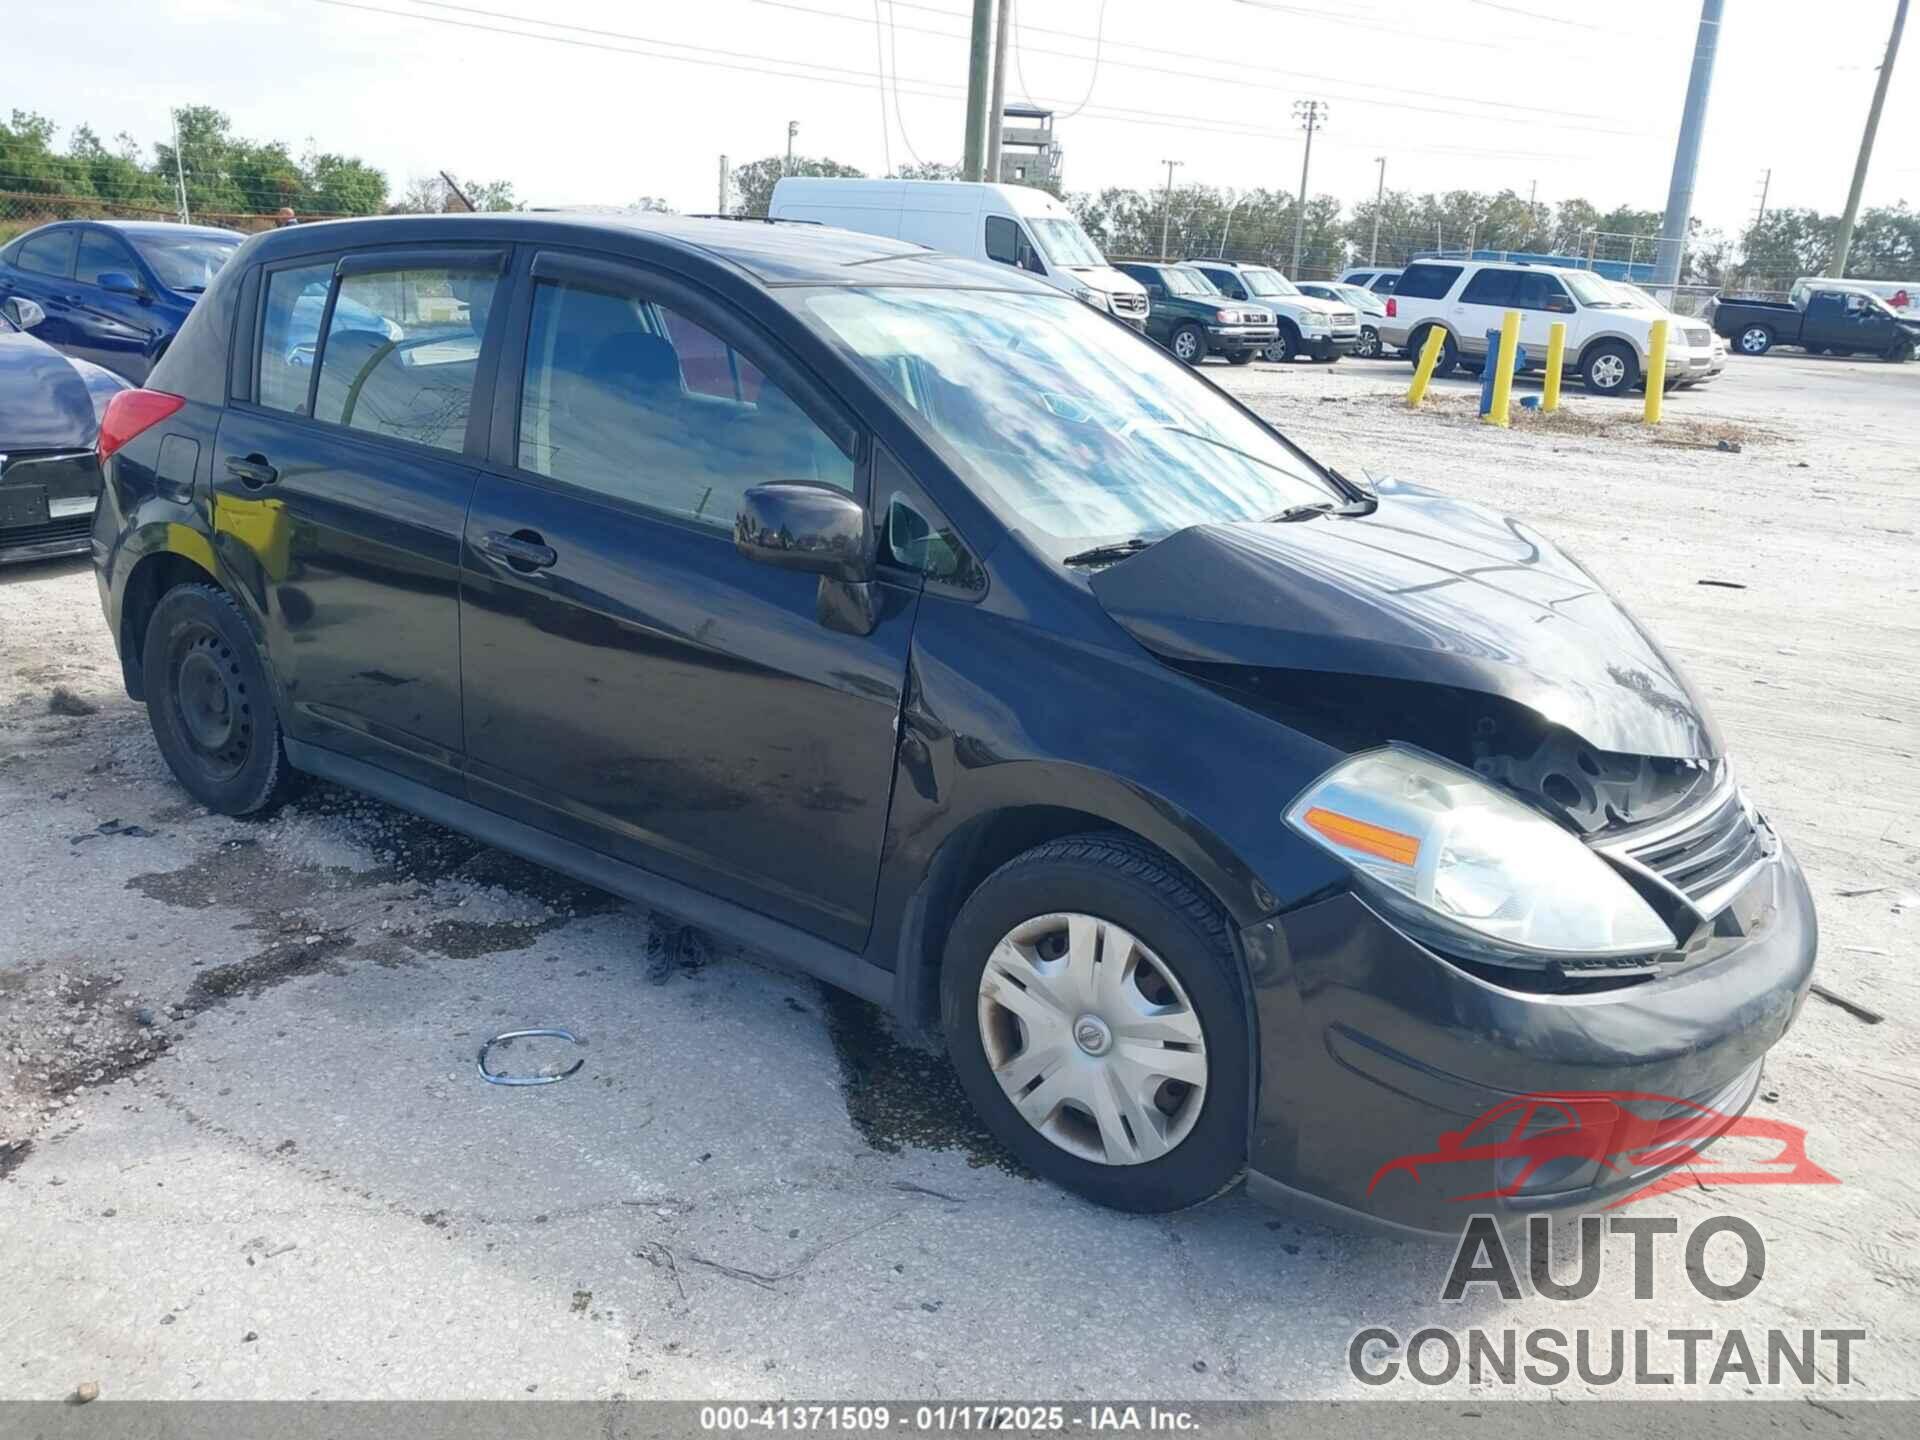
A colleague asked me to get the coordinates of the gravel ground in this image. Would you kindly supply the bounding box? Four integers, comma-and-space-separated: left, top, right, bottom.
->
0, 349, 1916, 1403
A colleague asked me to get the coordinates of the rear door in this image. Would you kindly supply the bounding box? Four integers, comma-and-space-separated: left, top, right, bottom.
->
69, 227, 167, 379
213, 243, 508, 790
458, 250, 917, 949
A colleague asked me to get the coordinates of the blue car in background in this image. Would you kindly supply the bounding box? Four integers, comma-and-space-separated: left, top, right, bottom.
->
0, 220, 243, 383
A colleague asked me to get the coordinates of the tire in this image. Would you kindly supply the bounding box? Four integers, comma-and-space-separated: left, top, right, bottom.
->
142, 583, 297, 816
1886, 339, 1915, 363
1264, 323, 1300, 363
1581, 340, 1640, 396
941, 834, 1251, 1214
1736, 324, 1774, 356
1805, 345, 1826, 355
1169, 323, 1204, 365
1410, 324, 1457, 377
1356, 325, 1381, 359
1227, 351, 1255, 366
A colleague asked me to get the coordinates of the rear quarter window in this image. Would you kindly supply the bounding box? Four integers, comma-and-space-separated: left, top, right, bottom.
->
1393, 264, 1462, 301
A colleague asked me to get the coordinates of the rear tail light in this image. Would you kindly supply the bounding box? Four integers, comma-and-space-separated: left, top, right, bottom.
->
1386, 297, 1397, 318
98, 389, 186, 462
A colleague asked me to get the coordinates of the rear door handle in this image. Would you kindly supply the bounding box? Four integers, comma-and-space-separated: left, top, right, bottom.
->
478, 529, 558, 572
225, 455, 279, 488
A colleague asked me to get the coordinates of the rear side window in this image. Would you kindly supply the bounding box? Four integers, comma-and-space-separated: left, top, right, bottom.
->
1371, 273, 1400, 294
76, 230, 137, 287
16, 228, 76, 278
516, 278, 852, 530
311, 263, 498, 453
258, 262, 339, 415
1460, 269, 1519, 306
1394, 265, 1459, 299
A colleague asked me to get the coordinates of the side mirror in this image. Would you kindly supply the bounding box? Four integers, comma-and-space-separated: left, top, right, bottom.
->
1, 296, 46, 331
98, 271, 145, 298
735, 482, 872, 584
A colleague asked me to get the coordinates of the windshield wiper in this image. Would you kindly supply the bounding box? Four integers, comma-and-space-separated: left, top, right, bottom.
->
1265, 501, 1337, 522
1062, 537, 1157, 567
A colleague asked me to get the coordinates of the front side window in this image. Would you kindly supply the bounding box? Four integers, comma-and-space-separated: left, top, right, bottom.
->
311, 264, 497, 452
76, 230, 138, 287
1514, 273, 1573, 312
800, 287, 1337, 554
128, 232, 238, 293
17, 228, 75, 278
984, 216, 1044, 274
257, 262, 337, 414
1196, 268, 1244, 299
517, 278, 852, 530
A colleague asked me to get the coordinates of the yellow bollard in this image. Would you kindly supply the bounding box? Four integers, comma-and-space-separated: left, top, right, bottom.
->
1542, 321, 1566, 413
1484, 308, 1520, 427
1643, 319, 1667, 424
1405, 326, 1446, 408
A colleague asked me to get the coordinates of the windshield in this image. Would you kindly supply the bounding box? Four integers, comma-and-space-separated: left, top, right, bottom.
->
798, 288, 1336, 553
1164, 266, 1216, 298
1027, 217, 1107, 270
1242, 267, 1299, 298
129, 232, 239, 292
1560, 271, 1617, 307
1336, 285, 1374, 307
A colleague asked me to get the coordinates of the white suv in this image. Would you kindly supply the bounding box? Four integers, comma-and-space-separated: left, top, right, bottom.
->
1186, 260, 1359, 363
1377, 260, 1709, 396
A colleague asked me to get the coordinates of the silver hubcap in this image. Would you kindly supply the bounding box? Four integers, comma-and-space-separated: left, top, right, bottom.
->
1173, 331, 1198, 359
977, 913, 1207, 1166
1741, 328, 1769, 353
1592, 353, 1627, 388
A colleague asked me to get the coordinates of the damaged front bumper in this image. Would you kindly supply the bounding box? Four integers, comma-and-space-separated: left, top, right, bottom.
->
1238, 839, 1818, 1235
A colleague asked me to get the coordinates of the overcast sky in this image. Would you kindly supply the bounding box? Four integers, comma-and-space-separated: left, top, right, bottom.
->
18, 0, 1917, 234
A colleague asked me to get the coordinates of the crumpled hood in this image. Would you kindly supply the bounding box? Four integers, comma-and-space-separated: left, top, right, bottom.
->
1087, 481, 1720, 759
0, 331, 100, 449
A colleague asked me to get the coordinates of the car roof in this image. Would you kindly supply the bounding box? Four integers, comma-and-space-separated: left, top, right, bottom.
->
241, 212, 1055, 293
87, 220, 246, 241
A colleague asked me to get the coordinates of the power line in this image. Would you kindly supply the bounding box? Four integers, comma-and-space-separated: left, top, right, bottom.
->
870, 0, 892, 174
1050, 0, 1109, 122
753, 0, 1639, 131
886, 1, 927, 166
1459, 0, 1616, 32
303, 0, 1599, 164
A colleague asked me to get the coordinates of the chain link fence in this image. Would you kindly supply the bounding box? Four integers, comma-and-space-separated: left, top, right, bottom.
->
1, 191, 354, 244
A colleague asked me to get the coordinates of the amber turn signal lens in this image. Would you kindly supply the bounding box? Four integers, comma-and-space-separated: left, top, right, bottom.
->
1302, 806, 1421, 867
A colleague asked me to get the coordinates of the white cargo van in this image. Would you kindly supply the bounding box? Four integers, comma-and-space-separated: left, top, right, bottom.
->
768, 178, 1150, 329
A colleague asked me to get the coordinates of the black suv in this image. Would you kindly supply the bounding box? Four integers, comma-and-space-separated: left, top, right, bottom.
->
93, 214, 1816, 1231
1112, 260, 1277, 364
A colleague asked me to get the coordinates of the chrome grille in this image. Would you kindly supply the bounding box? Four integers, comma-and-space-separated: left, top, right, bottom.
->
1684, 326, 1712, 347
0, 513, 92, 549
1332, 310, 1357, 327
1604, 781, 1771, 916
1111, 293, 1147, 315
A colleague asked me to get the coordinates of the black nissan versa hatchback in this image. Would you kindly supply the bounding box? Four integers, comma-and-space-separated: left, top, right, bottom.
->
93, 214, 1817, 1232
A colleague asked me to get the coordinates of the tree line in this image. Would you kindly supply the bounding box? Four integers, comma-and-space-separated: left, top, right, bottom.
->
743, 154, 1918, 289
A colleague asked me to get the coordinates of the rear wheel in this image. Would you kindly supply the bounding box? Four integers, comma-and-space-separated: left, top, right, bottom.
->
1581, 340, 1640, 396
1169, 323, 1205, 365
942, 835, 1251, 1213
1737, 324, 1774, 356
142, 584, 296, 816
1410, 324, 1457, 377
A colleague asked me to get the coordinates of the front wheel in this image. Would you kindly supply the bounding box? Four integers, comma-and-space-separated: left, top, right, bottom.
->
1356, 325, 1381, 359
1264, 324, 1300, 364
1169, 324, 1204, 365
1737, 324, 1774, 356
942, 835, 1251, 1213
1227, 351, 1255, 366
143, 583, 297, 816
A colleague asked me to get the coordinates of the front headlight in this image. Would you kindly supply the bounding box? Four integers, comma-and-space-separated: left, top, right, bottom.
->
1072, 286, 1106, 311
1286, 746, 1676, 961
1302, 316, 1329, 333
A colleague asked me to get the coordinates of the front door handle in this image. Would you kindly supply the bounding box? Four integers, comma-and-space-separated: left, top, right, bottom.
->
479, 529, 558, 573
225, 454, 279, 488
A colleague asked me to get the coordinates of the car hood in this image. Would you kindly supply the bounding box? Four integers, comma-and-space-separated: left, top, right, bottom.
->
1070, 266, 1149, 300
1086, 480, 1720, 759
1290, 295, 1347, 316
0, 331, 100, 449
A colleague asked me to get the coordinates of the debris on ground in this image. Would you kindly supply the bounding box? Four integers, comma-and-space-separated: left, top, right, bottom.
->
1697, 580, 1749, 589
1809, 984, 1885, 1025
47, 687, 99, 717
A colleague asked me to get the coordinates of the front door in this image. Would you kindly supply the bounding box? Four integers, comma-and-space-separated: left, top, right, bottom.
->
70, 228, 166, 380
458, 252, 915, 950
211, 245, 508, 790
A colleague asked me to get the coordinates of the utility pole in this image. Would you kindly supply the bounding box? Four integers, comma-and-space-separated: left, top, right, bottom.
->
1527, 178, 1538, 246
986, 0, 1011, 182
1159, 159, 1183, 259
786, 121, 799, 178
962, 0, 996, 182
1753, 168, 1772, 229
1369, 155, 1386, 265
1831, 0, 1907, 277
1653, 0, 1723, 289
171, 108, 190, 225
1290, 100, 1325, 277
718, 155, 730, 216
